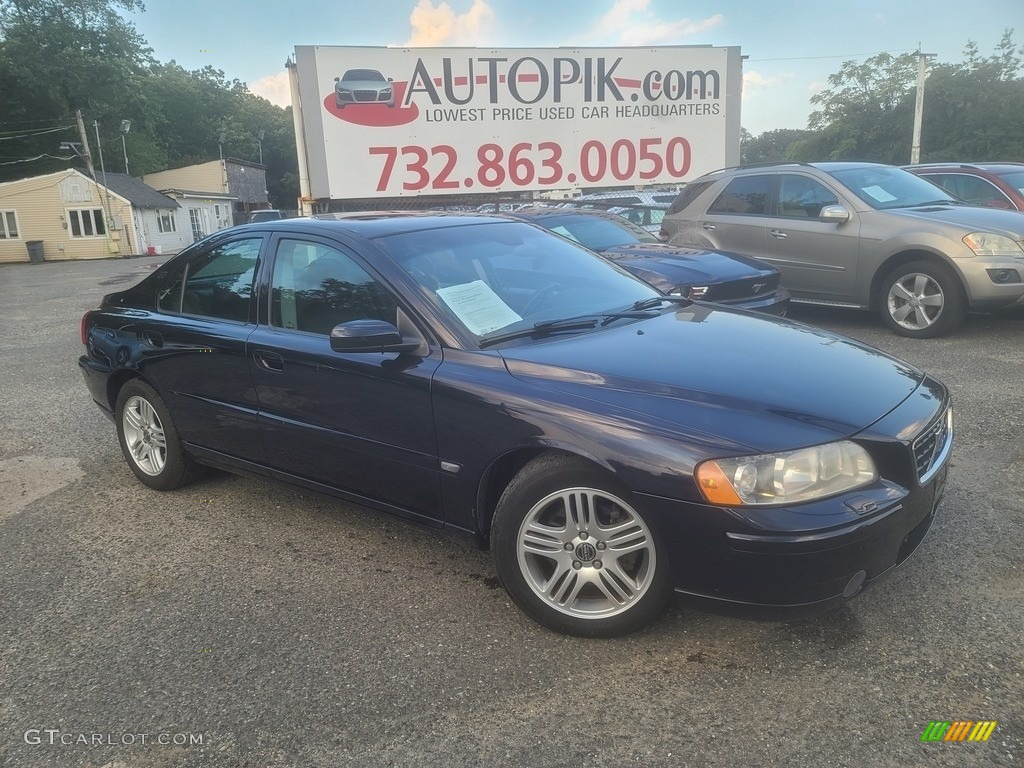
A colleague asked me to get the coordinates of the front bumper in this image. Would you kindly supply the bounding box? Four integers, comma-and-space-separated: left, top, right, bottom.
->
639, 386, 951, 619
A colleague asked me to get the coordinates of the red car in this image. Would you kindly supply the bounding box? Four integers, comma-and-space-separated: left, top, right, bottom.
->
905, 163, 1024, 212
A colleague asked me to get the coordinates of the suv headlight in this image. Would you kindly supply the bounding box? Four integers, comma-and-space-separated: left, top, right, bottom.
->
963, 232, 1024, 258
696, 441, 877, 506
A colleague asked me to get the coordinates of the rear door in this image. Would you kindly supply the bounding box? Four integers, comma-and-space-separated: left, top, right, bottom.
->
139, 235, 266, 462
692, 174, 770, 258
247, 234, 444, 523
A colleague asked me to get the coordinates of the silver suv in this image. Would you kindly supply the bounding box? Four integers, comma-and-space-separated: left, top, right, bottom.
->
660, 162, 1024, 337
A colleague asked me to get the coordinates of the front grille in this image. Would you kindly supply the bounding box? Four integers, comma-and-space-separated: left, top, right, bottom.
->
353, 90, 378, 102
913, 408, 952, 483
705, 273, 780, 302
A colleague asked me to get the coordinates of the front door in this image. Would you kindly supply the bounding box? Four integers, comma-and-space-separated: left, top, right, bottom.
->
247, 235, 444, 522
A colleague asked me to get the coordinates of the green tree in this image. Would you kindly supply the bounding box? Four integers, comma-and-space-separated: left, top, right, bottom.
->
740, 128, 813, 165
0, 0, 155, 179
918, 30, 1024, 161
798, 51, 917, 163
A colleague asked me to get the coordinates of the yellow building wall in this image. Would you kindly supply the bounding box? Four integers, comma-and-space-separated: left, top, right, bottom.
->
142, 161, 225, 194
0, 171, 141, 263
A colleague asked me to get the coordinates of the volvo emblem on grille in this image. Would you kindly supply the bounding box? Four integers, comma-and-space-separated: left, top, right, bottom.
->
575, 542, 597, 562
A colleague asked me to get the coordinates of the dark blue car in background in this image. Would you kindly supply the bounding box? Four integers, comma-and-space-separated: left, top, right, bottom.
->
79, 213, 951, 636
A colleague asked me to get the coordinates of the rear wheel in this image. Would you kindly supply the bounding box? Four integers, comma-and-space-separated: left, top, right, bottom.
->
879, 260, 965, 338
115, 380, 200, 491
491, 455, 671, 637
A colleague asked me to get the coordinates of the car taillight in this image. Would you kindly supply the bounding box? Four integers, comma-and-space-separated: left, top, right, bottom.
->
80, 311, 90, 346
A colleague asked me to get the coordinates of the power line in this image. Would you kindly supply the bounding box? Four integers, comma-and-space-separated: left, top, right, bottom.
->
749, 49, 918, 63
0, 153, 75, 166
0, 116, 74, 126
0, 125, 74, 140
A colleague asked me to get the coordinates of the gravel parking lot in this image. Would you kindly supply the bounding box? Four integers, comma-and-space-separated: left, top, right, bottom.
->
1, 255, 1021, 768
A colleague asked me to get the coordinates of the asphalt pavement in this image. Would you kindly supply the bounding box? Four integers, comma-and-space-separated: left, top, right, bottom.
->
0, 255, 1021, 767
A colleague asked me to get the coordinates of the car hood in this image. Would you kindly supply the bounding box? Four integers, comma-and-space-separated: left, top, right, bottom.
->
601, 243, 775, 286
885, 205, 1024, 236
498, 306, 923, 454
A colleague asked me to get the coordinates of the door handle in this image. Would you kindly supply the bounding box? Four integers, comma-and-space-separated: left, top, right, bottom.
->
701, 222, 716, 230
253, 351, 284, 372
141, 331, 163, 348
770, 229, 788, 239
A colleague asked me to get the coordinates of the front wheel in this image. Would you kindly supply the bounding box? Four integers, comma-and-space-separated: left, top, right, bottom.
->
878, 260, 965, 338
115, 380, 200, 491
491, 455, 671, 637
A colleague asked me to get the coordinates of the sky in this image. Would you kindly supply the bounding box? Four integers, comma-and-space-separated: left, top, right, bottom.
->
126, 0, 1020, 135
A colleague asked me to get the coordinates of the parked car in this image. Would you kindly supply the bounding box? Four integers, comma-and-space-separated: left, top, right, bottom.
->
660, 162, 1024, 338
247, 209, 283, 224
506, 207, 789, 314
605, 204, 667, 235
905, 163, 1024, 212
334, 69, 395, 108
79, 213, 951, 637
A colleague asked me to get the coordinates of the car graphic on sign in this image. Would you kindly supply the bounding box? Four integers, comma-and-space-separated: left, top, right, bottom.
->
334, 69, 395, 108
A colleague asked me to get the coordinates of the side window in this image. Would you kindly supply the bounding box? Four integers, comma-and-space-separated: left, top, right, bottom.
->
666, 180, 714, 214
932, 173, 1010, 208
181, 238, 262, 321
271, 239, 397, 336
157, 264, 185, 312
776, 175, 839, 218
708, 176, 770, 215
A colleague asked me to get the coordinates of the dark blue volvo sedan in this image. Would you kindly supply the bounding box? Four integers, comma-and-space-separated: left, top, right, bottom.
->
78, 214, 951, 637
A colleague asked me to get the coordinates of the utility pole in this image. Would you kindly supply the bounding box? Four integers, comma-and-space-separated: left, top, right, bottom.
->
911, 49, 935, 164
75, 110, 96, 179
92, 118, 118, 252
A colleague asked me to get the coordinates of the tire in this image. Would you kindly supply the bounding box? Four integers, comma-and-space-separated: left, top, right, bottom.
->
878, 260, 966, 338
491, 455, 671, 637
114, 380, 200, 491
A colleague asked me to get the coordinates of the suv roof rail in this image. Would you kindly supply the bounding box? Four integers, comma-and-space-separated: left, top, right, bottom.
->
700, 161, 818, 175
906, 161, 1024, 170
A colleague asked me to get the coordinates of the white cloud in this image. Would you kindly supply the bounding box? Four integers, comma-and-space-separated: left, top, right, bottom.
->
249, 71, 292, 108
573, 1, 722, 46
404, 0, 496, 46
742, 70, 792, 97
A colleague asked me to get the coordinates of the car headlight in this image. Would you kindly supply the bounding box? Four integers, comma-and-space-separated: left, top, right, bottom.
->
696, 440, 877, 506
963, 232, 1024, 258
381, 87, 393, 95
337, 88, 352, 94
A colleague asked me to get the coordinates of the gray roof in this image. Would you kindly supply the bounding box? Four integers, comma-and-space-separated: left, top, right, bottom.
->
98, 172, 179, 210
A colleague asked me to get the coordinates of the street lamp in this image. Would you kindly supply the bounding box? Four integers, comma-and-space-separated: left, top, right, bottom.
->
119, 120, 131, 175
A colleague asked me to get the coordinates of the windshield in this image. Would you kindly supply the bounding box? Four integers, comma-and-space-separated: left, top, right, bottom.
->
827, 166, 959, 210
343, 69, 386, 81
537, 213, 658, 250
375, 220, 659, 343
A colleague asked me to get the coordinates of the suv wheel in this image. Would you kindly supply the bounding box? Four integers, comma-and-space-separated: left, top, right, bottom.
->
879, 260, 965, 338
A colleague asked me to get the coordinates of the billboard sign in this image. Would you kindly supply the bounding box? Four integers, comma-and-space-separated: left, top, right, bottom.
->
293, 45, 742, 199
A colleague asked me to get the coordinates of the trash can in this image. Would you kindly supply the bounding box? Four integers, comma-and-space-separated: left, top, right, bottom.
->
26, 240, 44, 263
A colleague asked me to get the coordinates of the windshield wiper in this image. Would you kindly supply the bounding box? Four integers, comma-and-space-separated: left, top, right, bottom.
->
478, 310, 657, 348
905, 199, 965, 207
632, 295, 693, 311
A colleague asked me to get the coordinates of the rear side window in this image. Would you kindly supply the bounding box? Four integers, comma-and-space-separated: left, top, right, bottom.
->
922, 173, 1010, 208
666, 181, 714, 214
708, 176, 771, 215
181, 238, 262, 322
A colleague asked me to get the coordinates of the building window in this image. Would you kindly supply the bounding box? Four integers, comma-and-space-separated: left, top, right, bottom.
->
68, 208, 106, 238
0, 210, 18, 239
157, 210, 176, 233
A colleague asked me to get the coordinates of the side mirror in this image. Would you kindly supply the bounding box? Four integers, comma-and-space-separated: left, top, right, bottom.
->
330, 319, 420, 354
819, 205, 850, 223
387, 77, 394, 83
334, 77, 340, 82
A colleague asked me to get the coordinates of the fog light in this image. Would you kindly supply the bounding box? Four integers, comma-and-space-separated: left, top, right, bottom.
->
986, 268, 1021, 284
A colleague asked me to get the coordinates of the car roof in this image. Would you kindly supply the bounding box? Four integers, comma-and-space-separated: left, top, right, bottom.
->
506, 206, 627, 221
905, 162, 1024, 174
242, 211, 513, 240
